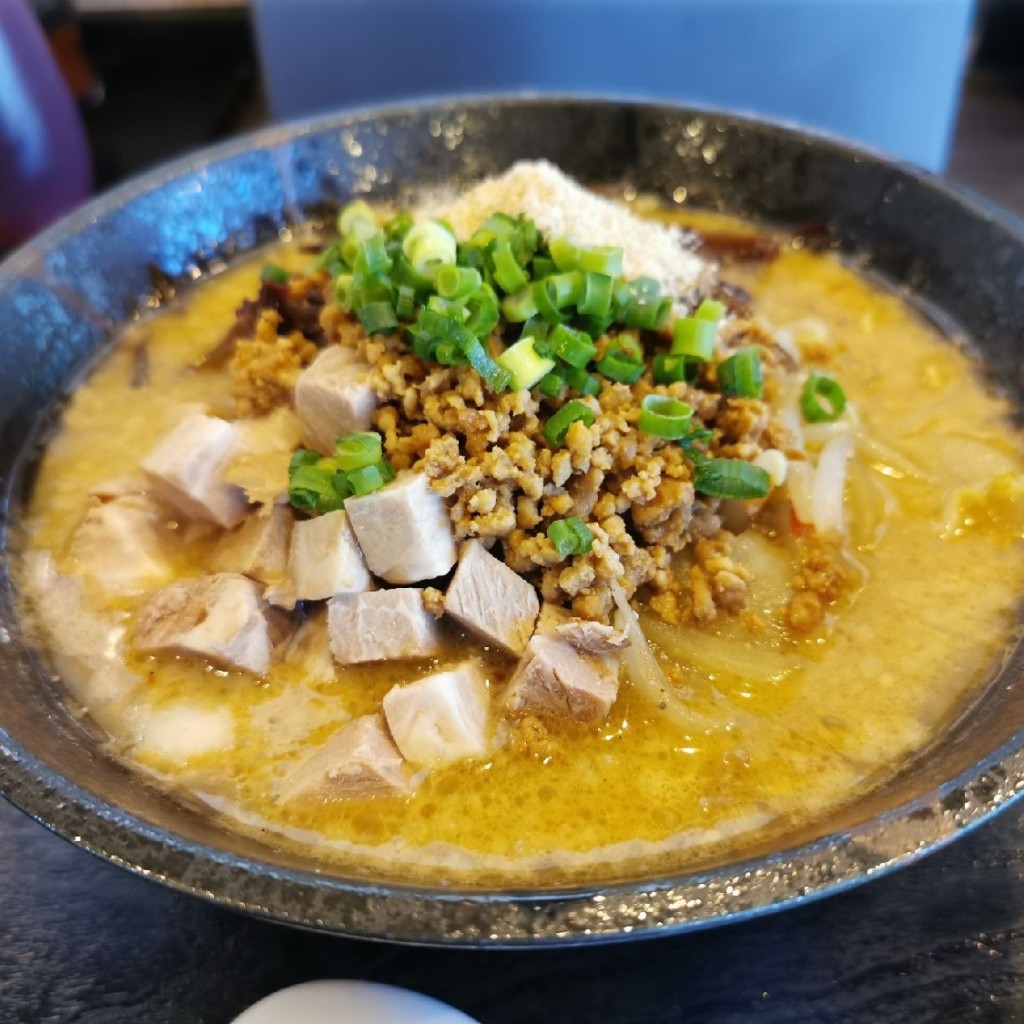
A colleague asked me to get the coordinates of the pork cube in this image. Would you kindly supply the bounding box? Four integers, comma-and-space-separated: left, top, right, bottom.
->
382, 662, 489, 767
212, 500, 292, 583
327, 589, 441, 665
504, 633, 620, 724
68, 492, 174, 593
278, 714, 409, 801
554, 619, 630, 654
444, 540, 538, 655
345, 473, 457, 584
142, 413, 249, 528
294, 345, 377, 454
135, 572, 271, 674
288, 508, 371, 601
131, 702, 235, 766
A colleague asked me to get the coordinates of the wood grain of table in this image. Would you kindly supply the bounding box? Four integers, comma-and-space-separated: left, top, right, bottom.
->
2, 79, 1024, 1024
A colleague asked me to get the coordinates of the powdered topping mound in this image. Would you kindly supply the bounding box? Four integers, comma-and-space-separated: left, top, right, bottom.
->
421, 160, 717, 309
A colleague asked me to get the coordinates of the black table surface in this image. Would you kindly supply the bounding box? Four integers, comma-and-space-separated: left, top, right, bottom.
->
6, 75, 1024, 1024
3, 792, 1024, 1024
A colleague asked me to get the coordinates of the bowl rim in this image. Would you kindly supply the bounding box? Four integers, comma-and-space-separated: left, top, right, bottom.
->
3, 93, 1024, 947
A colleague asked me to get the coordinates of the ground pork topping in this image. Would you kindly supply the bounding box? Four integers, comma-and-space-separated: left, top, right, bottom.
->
226, 164, 855, 631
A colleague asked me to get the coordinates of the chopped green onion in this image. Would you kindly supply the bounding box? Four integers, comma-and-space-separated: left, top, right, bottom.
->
671, 317, 716, 360
638, 395, 695, 439
542, 400, 596, 446
288, 462, 349, 514
490, 240, 529, 294
533, 278, 569, 323
436, 265, 483, 301
694, 458, 771, 500
611, 278, 633, 321
337, 200, 379, 241
464, 338, 512, 392
357, 300, 398, 335
577, 272, 614, 318
574, 313, 616, 339
335, 274, 355, 312
353, 272, 394, 309
545, 271, 584, 307
520, 315, 551, 344
531, 256, 557, 279
354, 233, 392, 277
547, 516, 594, 557
695, 298, 726, 323
548, 324, 597, 368
416, 306, 474, 349
340, 236, 362, 268
717, 347, 763, 398
480, 211, 519, 241
464, 283, 500, 338
335, 432, 383, 471
564, 365, 601, 397
652, 353, 691, 384
395, 284, 416, 318
622, 294, 671, 331
435, 341, 468, 365
575, 245, 624, 278
548, 237, 578, 272
537, 369, 566, 399
347, 460, 396, 496
800, 371, 847, 423
694, 456, 762, 495
384, 211, 414, 242
403, 220, 457, 279
501, 285, 539, 323
426, 293, 468, 318
391, 253, 433, 295
596, 335, 645, 383
260, 264, 290, 285
680, 424, 714, 460
629, 276, 661, 298
497, 337, 555, 391
289, 449, 321, 473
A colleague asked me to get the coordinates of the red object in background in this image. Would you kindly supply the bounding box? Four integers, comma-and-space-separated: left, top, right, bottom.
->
0, 0, 91, 250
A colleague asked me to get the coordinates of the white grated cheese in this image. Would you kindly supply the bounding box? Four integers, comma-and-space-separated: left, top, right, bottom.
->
420, 160, 717, 306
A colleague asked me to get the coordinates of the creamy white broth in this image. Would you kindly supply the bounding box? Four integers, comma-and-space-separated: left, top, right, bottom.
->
15, 209, 1024, 885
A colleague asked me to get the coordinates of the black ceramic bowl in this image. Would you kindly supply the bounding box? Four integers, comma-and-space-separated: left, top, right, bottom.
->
2, 98, 1024, 947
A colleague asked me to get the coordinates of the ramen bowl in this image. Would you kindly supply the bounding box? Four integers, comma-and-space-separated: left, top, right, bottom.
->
1, 98, 1024, 947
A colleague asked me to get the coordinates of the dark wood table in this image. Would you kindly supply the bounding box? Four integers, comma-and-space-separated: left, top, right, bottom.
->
3, 78, 1024, 1024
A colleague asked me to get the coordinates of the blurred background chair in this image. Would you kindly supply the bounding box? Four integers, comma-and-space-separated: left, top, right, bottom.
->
252, 0, 974, 173
3, 0, 1024, 250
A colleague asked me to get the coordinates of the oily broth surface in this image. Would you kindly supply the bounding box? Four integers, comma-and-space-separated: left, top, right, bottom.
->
16, 213, 1024, 884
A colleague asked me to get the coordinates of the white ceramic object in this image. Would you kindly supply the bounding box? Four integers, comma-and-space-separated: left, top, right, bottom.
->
231, 980, 481, 1024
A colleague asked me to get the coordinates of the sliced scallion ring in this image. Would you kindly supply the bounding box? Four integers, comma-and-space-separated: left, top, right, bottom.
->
800, 371, 847, 423
638, 395, 695, 439
717, 347, 763, 398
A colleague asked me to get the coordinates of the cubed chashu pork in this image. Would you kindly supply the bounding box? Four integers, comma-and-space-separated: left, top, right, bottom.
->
293, 345, 377, 455
288, 508, 371, 601
382, 661, 489, 767
213, 499, 292, 583
444, 540, 539, 656
278, 713, 410, 801
503, 605, 624, 724
134, 572, 272, 674
344, 472, 457, 584
68, 489, 174, 593
327, 588, 442, 665
141, 413, 249, 528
